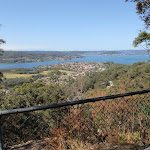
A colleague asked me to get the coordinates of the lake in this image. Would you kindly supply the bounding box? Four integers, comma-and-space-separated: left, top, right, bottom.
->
0, 55, 149, 69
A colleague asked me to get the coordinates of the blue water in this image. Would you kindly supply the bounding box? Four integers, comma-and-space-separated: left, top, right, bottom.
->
0, 55, 149, 69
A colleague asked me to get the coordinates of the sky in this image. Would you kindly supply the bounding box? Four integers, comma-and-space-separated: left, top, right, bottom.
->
0, 0, 145, 51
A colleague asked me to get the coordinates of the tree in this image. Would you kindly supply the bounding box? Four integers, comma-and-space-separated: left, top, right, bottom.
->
133, 31, 150, 56
0, 39, 5, 55
0, 28, 5, 82
0, 24, 5, 53
126, 0, 150, 29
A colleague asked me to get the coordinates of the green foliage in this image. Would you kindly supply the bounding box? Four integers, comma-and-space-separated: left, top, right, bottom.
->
0, 39, 5, 44
0, 51, 82, 63
133, 31, 150, 47
2, 77, 32, 88
31, 74, 44, 81
0, 38, 6, 56
47, 69, 61, 76
0, 37, 5, 82
81, 62, 150, 92
126, 0, 150, 29
1, 81, 68, 146
133, 31, 150, 56
2, 82, 65, 109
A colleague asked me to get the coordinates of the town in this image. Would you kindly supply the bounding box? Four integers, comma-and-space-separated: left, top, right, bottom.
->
35, 62, 106, 85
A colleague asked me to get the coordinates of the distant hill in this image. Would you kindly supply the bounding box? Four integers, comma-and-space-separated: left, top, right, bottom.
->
82, 50, 146, 55
0, 50, 147, 64
0, 51, 83, 63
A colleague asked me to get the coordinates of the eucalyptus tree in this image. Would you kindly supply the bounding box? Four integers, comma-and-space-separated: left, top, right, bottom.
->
126, 0, 150, 29
0, 37, 5, 82
133, 31, 150, 56
0, 39, 5, 55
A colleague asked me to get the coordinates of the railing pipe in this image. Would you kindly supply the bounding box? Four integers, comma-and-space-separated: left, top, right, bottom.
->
0, 89, 149, 116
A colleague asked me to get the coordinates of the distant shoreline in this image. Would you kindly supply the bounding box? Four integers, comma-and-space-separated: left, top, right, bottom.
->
0, 51, 84, 64
0, 54, 149, 69
83, 53, 147, 56
0, 56, 83, 64
0, 50, 147, 64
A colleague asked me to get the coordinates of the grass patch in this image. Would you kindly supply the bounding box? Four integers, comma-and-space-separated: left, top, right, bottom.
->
3, 69, 77, 78
40, 71, 52, 75
3, 73, 36, 78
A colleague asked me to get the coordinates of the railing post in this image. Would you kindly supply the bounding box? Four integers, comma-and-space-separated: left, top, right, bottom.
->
0, 116, 3, 150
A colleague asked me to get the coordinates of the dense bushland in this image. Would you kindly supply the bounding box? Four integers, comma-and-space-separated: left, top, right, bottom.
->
0, 61, 149, 149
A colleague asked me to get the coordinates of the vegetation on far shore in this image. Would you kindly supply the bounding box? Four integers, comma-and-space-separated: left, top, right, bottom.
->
0, 51, 83, 63
0, 50, 147, 64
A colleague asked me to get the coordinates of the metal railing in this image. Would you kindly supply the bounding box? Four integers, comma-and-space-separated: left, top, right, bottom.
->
0, 89, 150, 150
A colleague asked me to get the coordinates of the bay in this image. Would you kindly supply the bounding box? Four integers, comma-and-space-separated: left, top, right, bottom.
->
0, 54, 149, 69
